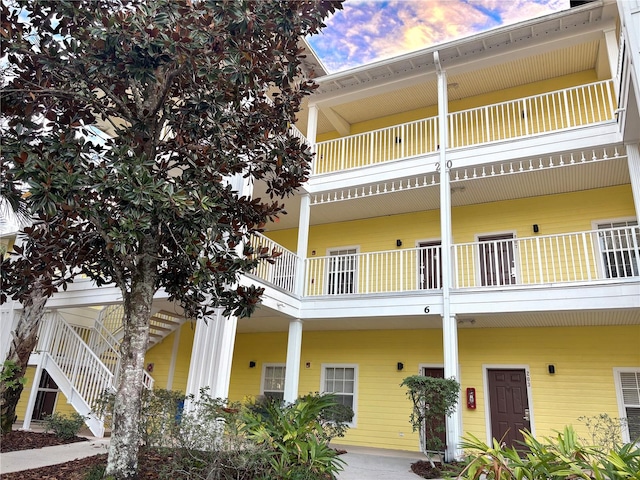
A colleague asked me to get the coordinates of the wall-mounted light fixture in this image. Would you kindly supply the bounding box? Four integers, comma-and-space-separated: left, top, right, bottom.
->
548, 364, 556, 374
396, 239, 402, 247
249, 361, 256, 368
533, 224, 539, 233
397, 362, 404, 371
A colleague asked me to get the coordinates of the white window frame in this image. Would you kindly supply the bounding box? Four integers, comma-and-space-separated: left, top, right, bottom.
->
325, 246, 359, 295
475, 231, 519, 287
613, 367, 640, 443
261, 363, 286, 401
592, 218, 639, 280
320, 363, 358, 427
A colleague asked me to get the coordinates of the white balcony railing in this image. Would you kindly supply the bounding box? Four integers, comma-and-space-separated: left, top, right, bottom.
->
313, 80, 616, 175
315, 116, 439, 174
453, 226, 639, 288
298, 227, 639, 296
304, 245, 442, 296
249, 233, 299, 293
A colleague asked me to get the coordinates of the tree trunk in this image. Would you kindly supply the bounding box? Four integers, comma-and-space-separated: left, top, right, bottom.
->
105, 253, 157, 479
0, 283, 48, 434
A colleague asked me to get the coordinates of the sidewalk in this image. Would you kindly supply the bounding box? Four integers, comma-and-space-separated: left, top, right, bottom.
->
0, 437, 110, 475
1, 436, 428, 479
334, 444, 427, 479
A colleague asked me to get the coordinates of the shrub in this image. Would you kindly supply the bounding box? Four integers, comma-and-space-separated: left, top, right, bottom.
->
401, 375, 460, 456
241, 394, 348, 479
42, 412, 86, 440
578, 413, 627, 451
458, 425, 640, 480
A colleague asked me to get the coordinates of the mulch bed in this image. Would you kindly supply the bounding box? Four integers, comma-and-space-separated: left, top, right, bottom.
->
411, 459, 465, 479
1, 430, 89, 453
0, 431, 172, 480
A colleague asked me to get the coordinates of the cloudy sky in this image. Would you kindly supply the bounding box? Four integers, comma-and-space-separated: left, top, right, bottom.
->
308, 0, 570, 73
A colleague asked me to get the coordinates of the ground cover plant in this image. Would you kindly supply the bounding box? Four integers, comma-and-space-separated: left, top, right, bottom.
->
457, 426, 640, 480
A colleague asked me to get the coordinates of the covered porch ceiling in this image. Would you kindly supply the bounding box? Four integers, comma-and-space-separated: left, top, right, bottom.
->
258, 146, 631, 232
236, 307, 640, 333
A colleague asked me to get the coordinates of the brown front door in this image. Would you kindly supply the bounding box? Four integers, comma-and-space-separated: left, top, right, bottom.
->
423, 367, 446, 450
478, 234, 516, 286
487, 369, 531, 448
419, 242, 442, 290
33, 370, 58, 421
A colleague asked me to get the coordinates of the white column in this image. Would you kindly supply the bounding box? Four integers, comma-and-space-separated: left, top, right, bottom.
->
185, 310, 238, 403
283, 319, 303, 403
603, 28, 620, 86
627, 143, 640, 218
435, 51, 462, 462
22, 313, 54, 431
295, 194, 311, 296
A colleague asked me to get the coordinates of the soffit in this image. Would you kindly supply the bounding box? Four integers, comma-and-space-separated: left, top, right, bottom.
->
308, 41, 600, 135
258, 150, 630, 231
236, 307, 640, 333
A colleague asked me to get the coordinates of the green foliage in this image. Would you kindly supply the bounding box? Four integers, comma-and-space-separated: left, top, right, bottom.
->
401, 375, 460, 453
43, 412, 87, 440
578, 413, 627, 451
241, 394, 348, 479
458, 425, 640, 480
0, 360, 27, 392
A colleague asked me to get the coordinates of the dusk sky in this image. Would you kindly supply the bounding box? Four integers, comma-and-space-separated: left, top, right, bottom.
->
308, 0, 571, 73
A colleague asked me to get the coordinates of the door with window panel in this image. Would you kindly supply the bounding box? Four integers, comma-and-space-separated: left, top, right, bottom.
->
327, 248, 358, 294
597, 221, 640, 278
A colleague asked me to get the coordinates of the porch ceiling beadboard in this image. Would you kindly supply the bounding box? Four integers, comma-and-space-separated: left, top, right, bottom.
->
235, 309, 640, 334
258, 150, 630, 231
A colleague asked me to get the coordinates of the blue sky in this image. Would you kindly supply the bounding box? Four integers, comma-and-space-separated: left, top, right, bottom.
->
308, 0, 570, 73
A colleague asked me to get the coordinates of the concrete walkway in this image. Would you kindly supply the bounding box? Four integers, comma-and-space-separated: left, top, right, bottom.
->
0, 436, 429, 479
0, 437, 110, 474
334, 444, 427, 479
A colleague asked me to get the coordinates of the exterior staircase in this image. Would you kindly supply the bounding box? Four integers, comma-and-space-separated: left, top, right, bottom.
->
32, 307, 185, 437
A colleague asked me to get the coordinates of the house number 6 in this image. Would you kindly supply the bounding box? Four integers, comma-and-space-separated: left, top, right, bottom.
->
424, 306, 430, 313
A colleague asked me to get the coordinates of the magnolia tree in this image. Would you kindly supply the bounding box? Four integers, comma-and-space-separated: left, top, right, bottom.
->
0, 0, 342, 477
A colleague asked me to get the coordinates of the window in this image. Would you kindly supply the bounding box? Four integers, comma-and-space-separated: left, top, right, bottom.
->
327, 248, 358, 294
262, 364, 286, 401
597, 221, 639, 278
614, 369, 640, 443
321, 365, 357, 425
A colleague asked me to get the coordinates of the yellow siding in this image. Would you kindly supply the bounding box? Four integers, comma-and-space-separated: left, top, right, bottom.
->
15, 366, 37, 421
15, 366, 74, 421
313, 72, 608, 173
459, 325, 640, 441
144, 321, 196, 393
230, 325, 639, 452
317, 71, 598, 142
285, 186, 633, 294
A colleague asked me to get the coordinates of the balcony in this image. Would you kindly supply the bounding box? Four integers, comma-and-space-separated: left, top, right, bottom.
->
313, 80, 616, 175
251, 226, 639, 297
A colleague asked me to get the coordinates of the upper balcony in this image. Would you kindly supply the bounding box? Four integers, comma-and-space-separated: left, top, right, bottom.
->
312, 80, 616, 176
250, 225, 640, 299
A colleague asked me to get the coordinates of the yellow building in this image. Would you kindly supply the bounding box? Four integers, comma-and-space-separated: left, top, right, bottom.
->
3, 0, 640, 459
